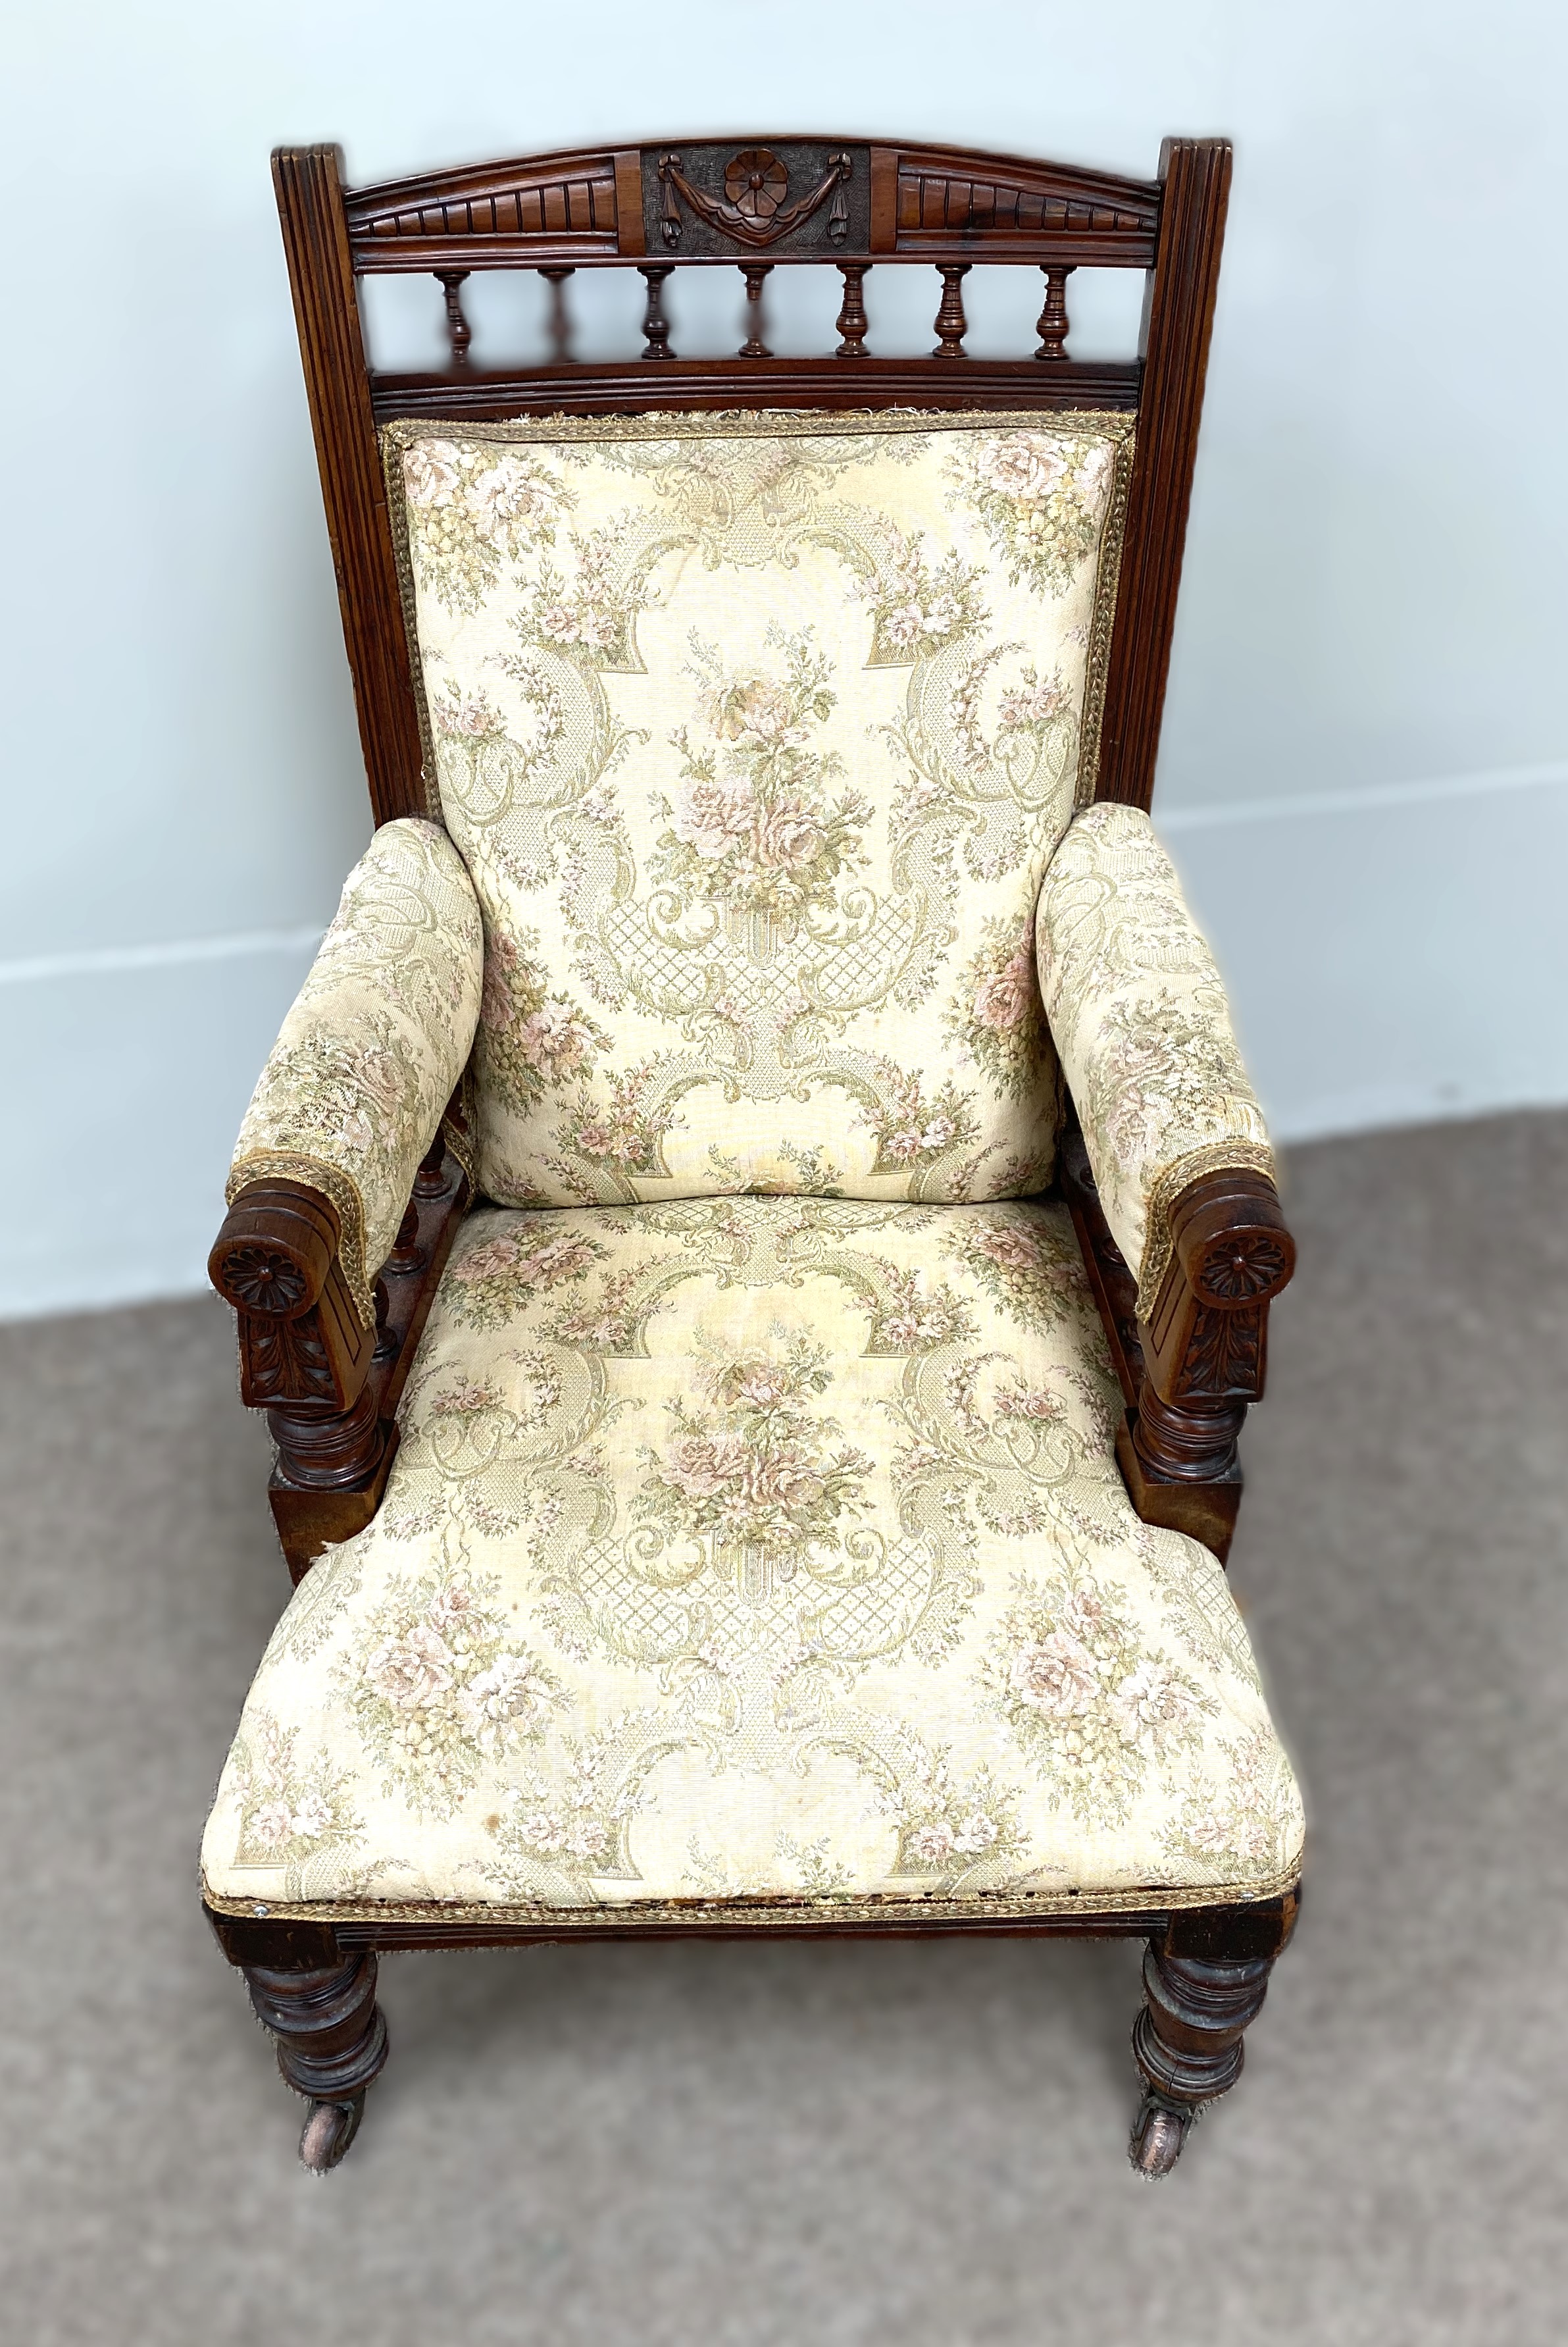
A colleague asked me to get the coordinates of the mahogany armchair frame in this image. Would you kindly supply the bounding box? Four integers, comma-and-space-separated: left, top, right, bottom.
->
205, 130, 1298, 2179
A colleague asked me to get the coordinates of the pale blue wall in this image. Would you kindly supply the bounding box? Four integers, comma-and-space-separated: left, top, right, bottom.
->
3, 0, 1565, 1314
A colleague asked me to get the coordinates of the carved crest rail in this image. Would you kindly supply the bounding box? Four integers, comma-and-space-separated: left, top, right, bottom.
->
345, 139, 1159, 269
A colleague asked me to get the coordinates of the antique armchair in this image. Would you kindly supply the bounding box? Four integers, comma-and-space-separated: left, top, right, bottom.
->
204, 130, 1302, 2180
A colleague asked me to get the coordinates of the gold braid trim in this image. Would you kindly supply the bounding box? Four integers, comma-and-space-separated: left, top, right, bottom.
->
380, 432, 443, 823
203, 1859, 1302, 1932
440, 1077, 477, 1191
380, 403, 1137, 450
224, 1150, 376, 1334
380, 407, 1138, 829
1136, 1139, 1280, 1322
1073, 424, 1135, 808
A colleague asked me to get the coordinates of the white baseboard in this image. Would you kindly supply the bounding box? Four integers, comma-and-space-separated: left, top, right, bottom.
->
3, 763, 1565, 1318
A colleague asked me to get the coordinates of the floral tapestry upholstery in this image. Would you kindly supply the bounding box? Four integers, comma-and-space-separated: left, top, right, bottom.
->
202, 1195, 1303, 1923
228, 818, 484, 1328
382, 409, 1134, 1212
1035, 804, 1275, 1314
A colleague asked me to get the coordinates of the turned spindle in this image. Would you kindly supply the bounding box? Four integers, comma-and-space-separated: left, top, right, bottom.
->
932, 263, 971, 358
436, 270, 472, 369
1034, 264, 1074, 360
835, 262, 871, 357
372, 1278, 399, 1364
638, 264, 674, 359
384, 1199, 425, 1278
538, 265, 575, 363
738, 263, 773, 358
412, 1134, 449, 1200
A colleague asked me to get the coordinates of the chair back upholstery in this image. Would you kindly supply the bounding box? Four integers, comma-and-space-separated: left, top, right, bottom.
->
388, 407, 1131, 1204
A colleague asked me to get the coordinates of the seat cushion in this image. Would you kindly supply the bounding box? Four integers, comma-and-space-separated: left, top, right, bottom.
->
382, 409, 1133, 1212
202, 1198, 1303, 1925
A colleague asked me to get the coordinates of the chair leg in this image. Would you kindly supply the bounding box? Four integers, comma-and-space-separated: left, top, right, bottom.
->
244, 1950, 389, 2173
1128, 1936, 1276, 2177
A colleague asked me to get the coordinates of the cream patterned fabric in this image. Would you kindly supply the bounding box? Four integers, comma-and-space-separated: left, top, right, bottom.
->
228, 819, 484, 1328
383, 409, 1134, 1214
1036, 804, 1275, 1314
202, 1195, 1303, 1923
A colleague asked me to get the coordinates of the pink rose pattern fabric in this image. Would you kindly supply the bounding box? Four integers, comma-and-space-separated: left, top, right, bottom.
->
203, 1195, 1303, 1919
1034, 803, 1275, 1310
227, 818, 484, 1327
383, 410, 1133, 1212
209, 418, 1300, 1923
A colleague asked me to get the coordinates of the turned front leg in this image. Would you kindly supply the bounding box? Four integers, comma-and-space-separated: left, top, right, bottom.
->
1128, 1939, 1275, 2176
245, 1950, 389, 2171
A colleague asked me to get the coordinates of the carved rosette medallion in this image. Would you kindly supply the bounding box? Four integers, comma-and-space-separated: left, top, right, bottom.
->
725, 149, 789, 224
222, 1246, 310, 1316
1191, 1232, 1290, 1305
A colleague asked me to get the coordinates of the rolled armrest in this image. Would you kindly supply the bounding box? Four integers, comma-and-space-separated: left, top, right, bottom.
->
225, 817, 482, 1329
1036, 802, 1274, 1316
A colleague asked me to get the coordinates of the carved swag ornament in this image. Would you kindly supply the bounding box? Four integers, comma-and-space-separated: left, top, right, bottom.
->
659, 145, 853, 248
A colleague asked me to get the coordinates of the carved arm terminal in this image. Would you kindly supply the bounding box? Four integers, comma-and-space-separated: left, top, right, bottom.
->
209, 818, 482, 1578
1038, 802, 1296, 1559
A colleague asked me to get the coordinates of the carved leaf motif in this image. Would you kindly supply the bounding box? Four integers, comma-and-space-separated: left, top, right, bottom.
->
1181, 1307, 1261, 1399
243, 1310, 339, 1403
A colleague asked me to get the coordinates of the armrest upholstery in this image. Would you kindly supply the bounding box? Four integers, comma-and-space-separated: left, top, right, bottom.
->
224, 818, 483, 1329
1035, 802, 1274, 1316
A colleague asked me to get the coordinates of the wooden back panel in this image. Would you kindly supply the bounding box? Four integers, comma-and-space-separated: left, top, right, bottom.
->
272, 134, 1231, 829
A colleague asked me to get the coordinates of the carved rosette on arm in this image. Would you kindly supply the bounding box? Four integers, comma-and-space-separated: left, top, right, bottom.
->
226, 818, 484, 1329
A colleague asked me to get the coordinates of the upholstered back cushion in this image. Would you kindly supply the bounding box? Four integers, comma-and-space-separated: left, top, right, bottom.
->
385, 409, 1132, 1208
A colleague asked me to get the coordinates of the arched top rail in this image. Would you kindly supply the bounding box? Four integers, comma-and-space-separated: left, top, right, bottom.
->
343, 138, 1162, 272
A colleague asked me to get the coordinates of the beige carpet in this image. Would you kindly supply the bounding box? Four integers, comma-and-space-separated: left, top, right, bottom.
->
3, 1110, 1566, 2346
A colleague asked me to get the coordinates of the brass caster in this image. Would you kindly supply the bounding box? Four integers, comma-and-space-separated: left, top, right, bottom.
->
299, 2093, 365, 2173
1129, 2092, 1193, 2178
